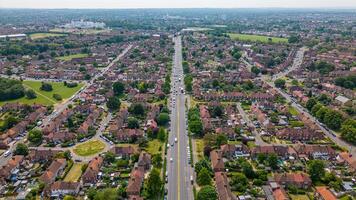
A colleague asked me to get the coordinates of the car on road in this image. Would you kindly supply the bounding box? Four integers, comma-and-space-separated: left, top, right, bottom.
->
174, 137, 177, 142
4, 150, 11, 157
190, 176, 194, 184
170, 158, 173, 162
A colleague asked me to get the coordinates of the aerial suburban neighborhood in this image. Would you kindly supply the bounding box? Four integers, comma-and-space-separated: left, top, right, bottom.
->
0, 3, 355, 200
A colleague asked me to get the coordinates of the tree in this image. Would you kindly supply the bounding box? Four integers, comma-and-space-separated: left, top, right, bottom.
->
197, 186, 217, 200
308, 160, 325, 183
157, 113, 169, 126
152, 154, 163, 168
113, 81, 125, 96
189, 120, 203, 136
311, 103, 323, 115
241, 161, 255, 178
316, 107, 329, 122
129, 103, 145, 116
216, 134, 228, 147
87, 188, 97, 200
197, 167, 212, 186
274, 79, 286, 89
305, 98, 318, 110
251, 66, 260, 75
211, 105, 223, 118
128, 117, 140, 129
145, 168, 163, 199
340, 119, 356, 144
28, 129, 43, 145
40, 82, 53, 91
288, 35, 300, 43
157, 127, 166, 142
267, 153, 279, 170
25, 89, 37, 99
195, 159, 212, 174
53, 93, 62, 101
231, 173, 248, 192
104, 151, 116, 164
107, 96, 121, 111
14, 143, 28, 156
323, 110, 343, 130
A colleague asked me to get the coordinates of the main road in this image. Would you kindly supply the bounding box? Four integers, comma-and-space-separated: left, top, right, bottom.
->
166, 35, 194, 200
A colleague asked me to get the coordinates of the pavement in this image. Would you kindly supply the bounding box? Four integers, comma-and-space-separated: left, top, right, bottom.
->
166, 35, 194, 200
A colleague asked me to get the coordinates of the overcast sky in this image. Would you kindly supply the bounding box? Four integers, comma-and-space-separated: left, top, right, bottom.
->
1, 0, 355, 9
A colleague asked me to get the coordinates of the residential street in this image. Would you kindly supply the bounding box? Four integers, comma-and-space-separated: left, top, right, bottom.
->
166, 35, 194, 200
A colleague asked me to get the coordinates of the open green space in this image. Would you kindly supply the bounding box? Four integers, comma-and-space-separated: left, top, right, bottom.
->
194, 139, 204, 161
73, 140, 106, 156
63, 163, 84, 182
289, 194, 310, 200
56, 53, 89, 61
145, 139, 163, 155
288, 106, 299, 116
29, 32, 67, 40
228, 33, 288, 43
0, 80, 83, 106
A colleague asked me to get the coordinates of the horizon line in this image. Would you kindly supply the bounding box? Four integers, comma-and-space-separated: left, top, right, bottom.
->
1, 7, 356, 10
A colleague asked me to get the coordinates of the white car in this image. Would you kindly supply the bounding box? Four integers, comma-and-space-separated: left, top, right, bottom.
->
174, 137, 178, 142
170, 158, 173, 162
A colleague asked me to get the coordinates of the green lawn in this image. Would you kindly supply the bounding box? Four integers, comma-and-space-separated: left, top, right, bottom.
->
228, 33, 288, 43
289, 194, 310, 200
0, 80, 83, 106
64, 163, 84, 182
29, 32, 67, 40
145, 139, 163, 155
73, 140, 106, 156
288, 106, 299, 116
56, 53, 89, 61
194, 139, 204, 161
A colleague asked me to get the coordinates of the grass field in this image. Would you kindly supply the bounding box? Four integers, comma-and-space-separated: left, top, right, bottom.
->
56, 53, 89, 61
0, 80, 83, 106
288, 106, 299, 116
73, 140, 106, 156
228, 33, 288, 43
289, 194, 310, 200
194, 139, 204, 161
64, 163, 84, 182
145, 139, 163, 155
29, 32, 67, 40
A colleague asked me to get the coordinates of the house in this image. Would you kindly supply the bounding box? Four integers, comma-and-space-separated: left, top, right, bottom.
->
274, 173, 312, 189
82, 156, 103, 185
210, 150, 225, 172
251, 145, 296, 159
335, 95, 352, 106
126, 166, 145, 196
28, 149, 62, 163
137, 152, 151, 171
315, 186, 337, 200
220, 144, 250, 158
276, 128, 324, 142
214, 172, 237, 200
110, 146, 137, 158
337, 152, 356, 172
39, 159, 67, 184
114, 129, 144, 142
44, 181, 81, 198
294, 145, 336, 160
0, 155, 24, 181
